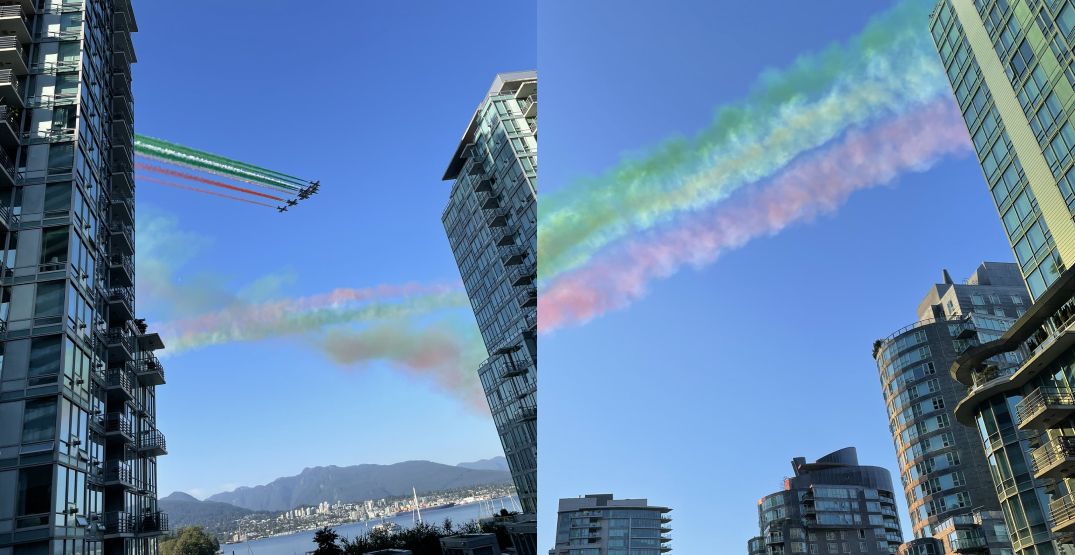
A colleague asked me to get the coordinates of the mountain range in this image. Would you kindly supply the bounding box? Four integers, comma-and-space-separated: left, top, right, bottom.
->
158, 492, 260, 536
194, 459, 511, 512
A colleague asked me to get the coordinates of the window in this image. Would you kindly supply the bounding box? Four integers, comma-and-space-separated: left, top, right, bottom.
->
40, 227, 68, 269
16, 465, 51, 521
42, 184, 71, 215
21, 398, 55, 443
28, 335, 61, 384
34, 281, 64, 318
47, 143, 73, 175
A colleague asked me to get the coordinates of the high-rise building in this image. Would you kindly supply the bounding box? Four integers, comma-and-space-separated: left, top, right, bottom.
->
930, 1, 1075, 554
0, 2, 168, 555
441, 71, 537, 517
748, 448, 903, 555
550, 494, 672, 555
873, 262, 1027, 544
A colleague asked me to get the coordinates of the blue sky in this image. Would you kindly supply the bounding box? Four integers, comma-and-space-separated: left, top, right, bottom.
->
537, 0, 1016, 551
132, 1, 535, 499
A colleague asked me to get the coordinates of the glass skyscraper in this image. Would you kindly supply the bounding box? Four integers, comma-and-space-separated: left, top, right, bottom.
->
873, 262, 1026, 548
0, 2, 168, 555
551, 494, 671, 555
441, 71, 537, 519
931, 1, 1075, 553
748, 448, 903, 555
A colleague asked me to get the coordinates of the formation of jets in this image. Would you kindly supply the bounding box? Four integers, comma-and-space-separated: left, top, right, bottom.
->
277, 181, 320, 213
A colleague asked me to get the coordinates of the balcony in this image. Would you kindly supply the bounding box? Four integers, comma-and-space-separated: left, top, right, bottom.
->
136, 512, 168, 536
109, 254, 134, 288
133, 352, 165, 386
1052, 493, 1075, 537
112, 71, 132, 102
492, 227, 515, 247
112, 142, 133, 173
102, 511, 136, 538
510, 264, 536, 287
103, 460, 134, 489
0, 6, 29, 44
523, 94, 536, 118
468, 161, 485, 177
497, 359, 527, 380
0, 103, 17, 146
473, 177, 493, 193
0, 36, 26, 75
110, 196, 134, 225
517, 406, 536, 422
113, 29, 134, 60
1030, 436, 1075, 480
139, 428, 167, 457
106, 289, 134, 325
103, 413, 134, 444
476, 191, 500, 210
112, 171, 134, 199
103, 367, 134, 401
0, 69, 21, 107
949, 534, 988, 553
109, 222, 134, 255
1017, 386, 1075, 430
112, 117, 132, 147
485, 207, 509, 228
500, 244, 526, 266
516, 285, 536, 308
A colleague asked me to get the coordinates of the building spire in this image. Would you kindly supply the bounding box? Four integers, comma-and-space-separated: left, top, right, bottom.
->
942, 269, 954, 284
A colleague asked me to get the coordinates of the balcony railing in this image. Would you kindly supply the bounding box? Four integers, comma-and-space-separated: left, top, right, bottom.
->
103, 460, 133, 486
136, 511, 169, 535
516, 286, 536, 308
500, 244, 526, 266
105, 326, 135, 355
102, 511, 135, 536
133, 352, 165, 386
1016, 386, 1075, 430
1052, 493, 1075, 536
949, 534, 987, 552
139, 428, 167, 456
510, 263, 535, 287
103, 367, 134, 399
485, 207, 509, 228
1030, 435, 1075, 480
103, 412, 132, 440
517, 406, 536, 422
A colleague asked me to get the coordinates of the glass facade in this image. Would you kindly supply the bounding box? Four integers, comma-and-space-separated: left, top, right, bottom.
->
874, 263, 1026, 547
441, 72, 537, 515
0, 2, 167, 555
551, 494, 671, 555
748, 449, 902, 555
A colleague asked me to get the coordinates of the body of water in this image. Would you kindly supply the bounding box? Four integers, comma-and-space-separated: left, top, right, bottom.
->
219, 496, 519, 555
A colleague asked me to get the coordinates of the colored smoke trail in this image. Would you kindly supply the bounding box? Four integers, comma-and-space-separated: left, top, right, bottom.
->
538, 98, 973, 332
135, 135, 306, 192
158, 286, 469, 354
136, 162, 286, 201
538, 0, 943, 283
138, 175, 276, 208
319, 323, 487, 410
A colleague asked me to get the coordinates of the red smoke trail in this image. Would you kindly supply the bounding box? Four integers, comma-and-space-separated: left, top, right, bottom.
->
538, 99, 974, 332
136, 162, 286, 201
138, 175, 276, 208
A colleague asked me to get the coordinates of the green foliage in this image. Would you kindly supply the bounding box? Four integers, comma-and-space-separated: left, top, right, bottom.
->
160, 527, 220, 555
313, 527, 344, 555
311, 520, 486, 555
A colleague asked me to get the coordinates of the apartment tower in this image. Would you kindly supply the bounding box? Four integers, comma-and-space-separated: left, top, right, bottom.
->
551, 494, 672, 555
873, 262, 1026, 550
441, 71, 537, 518
931, 1, 1075, 553
748, 448, 903, 555
0, 2, 168, 555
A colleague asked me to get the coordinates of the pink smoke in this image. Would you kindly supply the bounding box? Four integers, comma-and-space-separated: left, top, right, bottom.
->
538, 98, 974, 332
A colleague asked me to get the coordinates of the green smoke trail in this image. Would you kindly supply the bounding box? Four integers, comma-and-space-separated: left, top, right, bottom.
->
160, 290, 470, 355
136, 134, 308, 187
134, 135, 306, 192
537, 0, 942, 282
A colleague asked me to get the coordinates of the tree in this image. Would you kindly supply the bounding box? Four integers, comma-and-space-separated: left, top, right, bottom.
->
313, 527, 344, 555
160, 527, 219, 555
